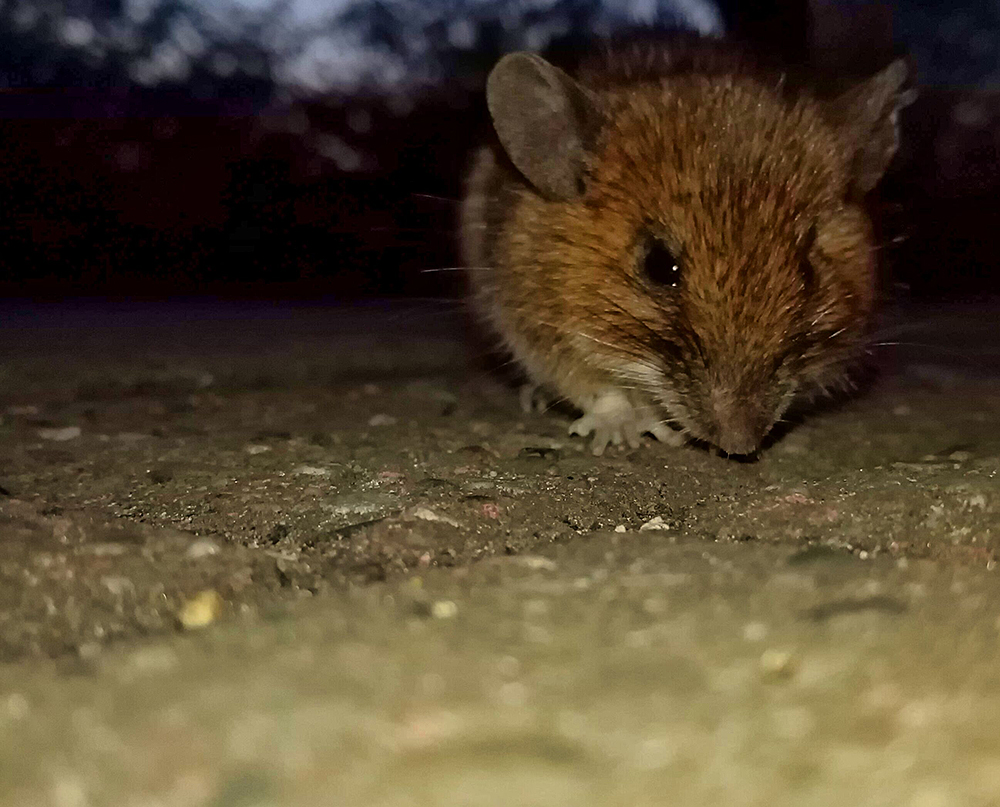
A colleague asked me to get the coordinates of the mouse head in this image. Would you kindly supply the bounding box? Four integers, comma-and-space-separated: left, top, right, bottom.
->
486, 47, 910, 454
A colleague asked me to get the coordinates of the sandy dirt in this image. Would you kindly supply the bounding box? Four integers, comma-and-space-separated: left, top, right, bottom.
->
1, 299, 999, 662
1, 298, 999, 804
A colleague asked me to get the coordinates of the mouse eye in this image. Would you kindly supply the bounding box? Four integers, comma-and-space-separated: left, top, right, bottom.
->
642, 240, 682, 288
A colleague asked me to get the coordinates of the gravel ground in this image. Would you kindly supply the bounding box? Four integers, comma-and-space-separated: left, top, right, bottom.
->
1, 297, 999, 804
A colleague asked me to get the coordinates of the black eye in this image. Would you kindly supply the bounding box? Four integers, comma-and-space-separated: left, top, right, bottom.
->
642, 240, 682, 288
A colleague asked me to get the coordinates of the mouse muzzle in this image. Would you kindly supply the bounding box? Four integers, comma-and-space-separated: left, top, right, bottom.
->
705, 384, 775, 456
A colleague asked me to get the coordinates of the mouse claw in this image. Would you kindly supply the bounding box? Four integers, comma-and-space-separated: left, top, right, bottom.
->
569, 413, 606, 455
622, 421, 643, 449
647, 422, 686, 447
569, 391, 681, 454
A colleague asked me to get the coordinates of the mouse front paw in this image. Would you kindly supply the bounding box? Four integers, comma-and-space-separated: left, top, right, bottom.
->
569, 391, 679, 456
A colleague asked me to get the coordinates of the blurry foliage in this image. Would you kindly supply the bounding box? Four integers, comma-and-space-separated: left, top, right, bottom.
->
0, 0, 274, 105
0, 1, 996, 297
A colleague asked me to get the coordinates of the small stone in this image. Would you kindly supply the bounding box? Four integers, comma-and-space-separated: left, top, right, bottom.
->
759, 648, 796, 679
515, 556, 558, 572
368, 413, 397, 427
101, 575, 134, 597
614, 524, 627, 533
639, 516, 671, 531
245, 444, 270, 455
38, 426, 81, 441
293, 465, 329, 477
184, 537, 221, 559
77, 641, 102, 661
178, 590, 222, 629
411, 507, 461, 528
431, 600, 458, 619
4, 693, 29, 720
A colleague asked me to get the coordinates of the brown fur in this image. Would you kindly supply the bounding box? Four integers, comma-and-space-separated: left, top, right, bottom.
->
463, 36, 905, 455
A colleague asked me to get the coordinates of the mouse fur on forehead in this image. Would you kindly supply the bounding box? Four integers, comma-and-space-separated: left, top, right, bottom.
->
463, 35, 910, 456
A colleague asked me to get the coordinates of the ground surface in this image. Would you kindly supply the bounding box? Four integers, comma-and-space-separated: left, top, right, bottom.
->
1, 298, 999, 805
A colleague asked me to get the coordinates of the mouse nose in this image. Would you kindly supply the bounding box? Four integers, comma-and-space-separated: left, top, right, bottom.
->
709, 388, 772, 455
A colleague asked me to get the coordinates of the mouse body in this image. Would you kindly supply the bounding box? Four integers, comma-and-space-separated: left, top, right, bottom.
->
462, 35, 910, 455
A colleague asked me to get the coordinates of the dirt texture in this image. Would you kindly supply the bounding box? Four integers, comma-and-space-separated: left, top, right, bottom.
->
1, 299, 998, 663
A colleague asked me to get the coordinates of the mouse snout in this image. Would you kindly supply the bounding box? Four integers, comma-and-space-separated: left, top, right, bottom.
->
707, 385, 773, 455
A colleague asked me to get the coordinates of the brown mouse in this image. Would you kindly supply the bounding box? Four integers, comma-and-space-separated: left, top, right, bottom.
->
462, 35, 911, 456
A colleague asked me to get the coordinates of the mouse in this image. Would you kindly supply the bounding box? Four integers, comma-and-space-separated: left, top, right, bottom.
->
461, 34, 911, 456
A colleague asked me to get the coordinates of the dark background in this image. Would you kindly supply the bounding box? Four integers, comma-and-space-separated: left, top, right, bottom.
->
0, 0, 997, 302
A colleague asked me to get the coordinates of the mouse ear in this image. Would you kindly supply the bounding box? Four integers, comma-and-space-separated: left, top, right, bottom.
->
823, 59, 916, 195
486, 52, 600, 200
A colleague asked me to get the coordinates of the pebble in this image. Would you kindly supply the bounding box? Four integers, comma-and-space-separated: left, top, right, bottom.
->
178, 590, 222, 629
38, 426, 81, 441
77, 642, 102, 661
412, 507, 461, 528
101, 575, 134, 597
4, 693, 29, 720
293, 465, 330, 477
431, 600, 458, 619
245, 444, 270, 455
514, 556, 558, 572
323, 492, 400, 519
368, 414, 397, 427
639, 516, 671, 531
759, 648, 796, 679
184, 537, 221, 559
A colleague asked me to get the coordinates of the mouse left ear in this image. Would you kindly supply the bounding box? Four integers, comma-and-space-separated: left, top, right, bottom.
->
486, 53, 601, 200
823, 59, 916, 195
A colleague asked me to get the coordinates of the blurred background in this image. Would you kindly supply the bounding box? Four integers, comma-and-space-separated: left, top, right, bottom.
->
0, 0, 997, 302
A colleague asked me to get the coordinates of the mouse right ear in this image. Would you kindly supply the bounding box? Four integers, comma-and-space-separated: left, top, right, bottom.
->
822, 59, 916, 196
486, 53, 600, 200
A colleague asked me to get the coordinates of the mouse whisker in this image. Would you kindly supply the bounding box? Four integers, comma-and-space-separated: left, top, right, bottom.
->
422, 266, 492, 273
411, 192, 463, 204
